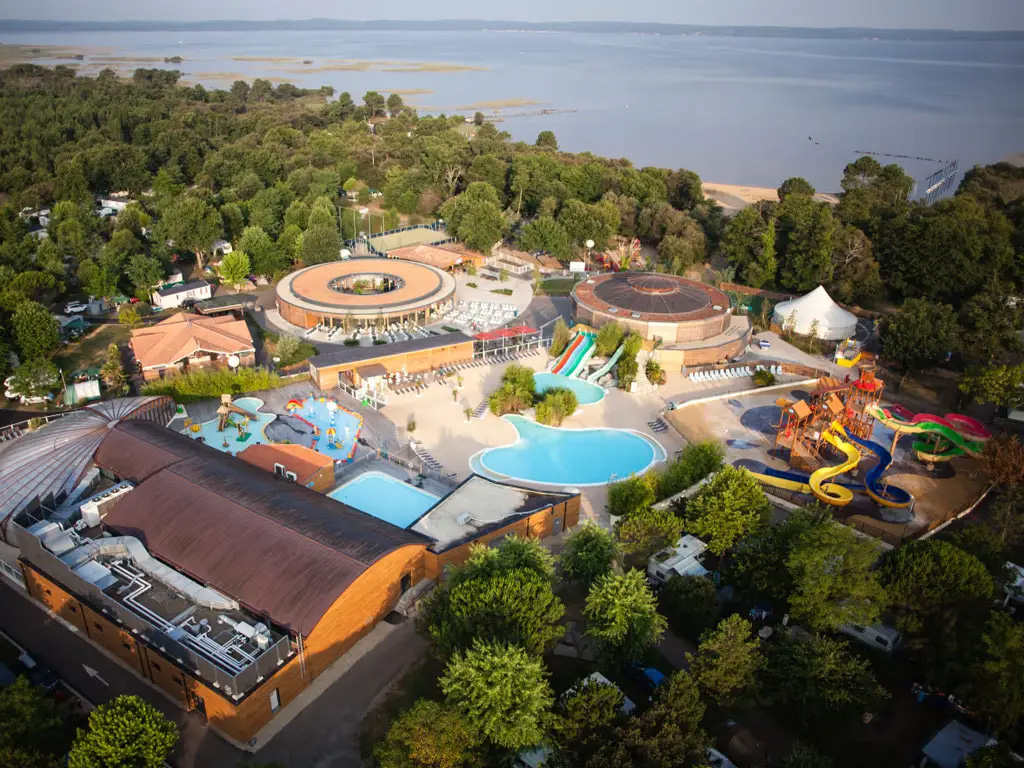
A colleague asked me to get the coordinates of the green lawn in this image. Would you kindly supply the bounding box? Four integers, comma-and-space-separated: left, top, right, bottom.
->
539, 278, 576, 296
53, 323, 129, 374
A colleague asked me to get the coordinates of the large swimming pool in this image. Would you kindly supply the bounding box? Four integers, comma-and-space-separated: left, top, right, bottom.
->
533, 372, 605, 406
329, 471, 440, 528
470, 415, 666, 486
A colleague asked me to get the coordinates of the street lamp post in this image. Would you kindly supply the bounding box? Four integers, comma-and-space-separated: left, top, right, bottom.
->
585, 239, 595, 271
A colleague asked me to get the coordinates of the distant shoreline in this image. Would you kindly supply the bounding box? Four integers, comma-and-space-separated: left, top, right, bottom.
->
2, 19, 1023, 41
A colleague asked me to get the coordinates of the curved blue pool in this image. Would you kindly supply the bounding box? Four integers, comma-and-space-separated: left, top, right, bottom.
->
471, 415, 665, 486
533, 372, 605, 406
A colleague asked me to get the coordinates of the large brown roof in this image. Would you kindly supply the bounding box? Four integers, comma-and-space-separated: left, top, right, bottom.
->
129, 313, 254, 370
98, 421, 427, 636
572, 272, 731, 323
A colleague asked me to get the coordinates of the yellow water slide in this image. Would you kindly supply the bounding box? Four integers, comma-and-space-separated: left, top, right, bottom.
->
807, 422, 860, 506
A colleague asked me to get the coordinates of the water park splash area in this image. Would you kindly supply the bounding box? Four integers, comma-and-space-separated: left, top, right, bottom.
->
470, 415, 666, 487
272, 397, 363, 461
182, 394, 364, 462
737, 366, 991, 526
328, 470, 439, 528
182, 396, 277, 452
533, 372, 606, 406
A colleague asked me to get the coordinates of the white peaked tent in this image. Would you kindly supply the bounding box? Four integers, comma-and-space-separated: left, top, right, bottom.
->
772, 285, 857, 341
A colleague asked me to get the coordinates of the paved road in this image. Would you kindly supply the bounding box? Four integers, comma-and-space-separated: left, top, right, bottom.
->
2, 581, 429, 768
0, 581, 241, 768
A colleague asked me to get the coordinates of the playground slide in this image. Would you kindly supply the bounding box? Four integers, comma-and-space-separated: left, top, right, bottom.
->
843, 433, 913, 508
566, 335, 597, 378
868, 405, 987, 462
587, 343, 626, 383
552, 333, 584, 374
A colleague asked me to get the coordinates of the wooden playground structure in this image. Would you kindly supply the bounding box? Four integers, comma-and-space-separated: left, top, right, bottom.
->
773, 366, 885, 473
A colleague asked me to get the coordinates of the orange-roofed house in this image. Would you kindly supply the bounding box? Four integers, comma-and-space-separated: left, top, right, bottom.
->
129, 313, 256, 381
237, 443, 336, 491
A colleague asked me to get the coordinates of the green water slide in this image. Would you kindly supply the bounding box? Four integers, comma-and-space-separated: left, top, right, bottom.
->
586, 343, 626, 383
909, 421, 985, 461
566, 333, 597, 377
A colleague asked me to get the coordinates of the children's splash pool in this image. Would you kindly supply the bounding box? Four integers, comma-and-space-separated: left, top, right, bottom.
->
279, 396, 363, 461
533, 372, 605, 406
329, 471, 439, 528
183, 397, 276, 452
470, 415, 666, 487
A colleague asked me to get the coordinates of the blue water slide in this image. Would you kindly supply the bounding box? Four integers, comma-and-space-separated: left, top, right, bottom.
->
844, 434, 913, 507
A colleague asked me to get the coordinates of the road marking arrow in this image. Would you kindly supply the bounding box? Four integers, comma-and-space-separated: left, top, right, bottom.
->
82, 665, 109, 687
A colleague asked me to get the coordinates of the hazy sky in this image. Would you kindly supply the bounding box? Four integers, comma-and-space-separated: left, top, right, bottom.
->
8, 0, 1024, 30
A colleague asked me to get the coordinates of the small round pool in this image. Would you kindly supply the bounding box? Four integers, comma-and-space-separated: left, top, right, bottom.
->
533, 372, 605, 406
470, 415, 665, 486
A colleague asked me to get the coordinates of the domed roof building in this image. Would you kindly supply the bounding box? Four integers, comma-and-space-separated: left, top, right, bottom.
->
0, 397, 175, 540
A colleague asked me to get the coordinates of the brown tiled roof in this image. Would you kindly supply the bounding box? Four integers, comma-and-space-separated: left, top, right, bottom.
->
129, 313, 254, 370
237, 443, 333, 485
98, 421, 427, 636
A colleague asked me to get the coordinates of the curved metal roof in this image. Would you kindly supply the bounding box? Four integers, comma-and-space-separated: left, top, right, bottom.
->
0, 397, 173, 541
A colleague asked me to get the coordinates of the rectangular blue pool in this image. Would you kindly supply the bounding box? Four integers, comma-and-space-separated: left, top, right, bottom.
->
328, 471, 440, 529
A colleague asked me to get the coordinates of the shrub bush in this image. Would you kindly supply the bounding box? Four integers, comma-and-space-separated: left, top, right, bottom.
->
488, 364, 537, 416
753, 369, 777, 387
534, 386, 578, 426
141, 367, 296, 402
595, 323, 624, 357
659, 575, 720, 641
646, 358, 666, 386
343, 338, 359, 346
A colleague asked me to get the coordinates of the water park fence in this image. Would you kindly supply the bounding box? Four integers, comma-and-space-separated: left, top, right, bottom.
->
347, 222, 451, 256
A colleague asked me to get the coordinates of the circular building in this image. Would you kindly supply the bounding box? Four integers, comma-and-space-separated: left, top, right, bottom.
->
572, 273, 732, 343
276, 258, 457, 330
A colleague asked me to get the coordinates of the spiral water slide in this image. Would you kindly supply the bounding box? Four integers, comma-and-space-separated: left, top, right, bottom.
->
748, 421, 864, 507
867, 405, 989, 462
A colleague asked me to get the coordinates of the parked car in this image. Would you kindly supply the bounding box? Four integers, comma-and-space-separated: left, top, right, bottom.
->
627, 663, 666, 692
19, 652, 59, 692
758, 339, 771, 349
64, 301, 88, 314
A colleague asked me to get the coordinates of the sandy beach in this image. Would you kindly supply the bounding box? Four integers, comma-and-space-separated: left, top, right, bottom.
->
702, 182, 840, 212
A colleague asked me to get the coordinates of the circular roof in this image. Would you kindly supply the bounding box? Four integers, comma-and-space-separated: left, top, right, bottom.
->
0, 397, 171, 541
277, 258, 456, 317
573, 272, 730, 322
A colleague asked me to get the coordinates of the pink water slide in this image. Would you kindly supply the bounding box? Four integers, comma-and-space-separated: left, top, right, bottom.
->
885, 404, 991, 440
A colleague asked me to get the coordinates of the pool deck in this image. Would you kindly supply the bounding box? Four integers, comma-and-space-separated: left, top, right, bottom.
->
380, 353, 683, 527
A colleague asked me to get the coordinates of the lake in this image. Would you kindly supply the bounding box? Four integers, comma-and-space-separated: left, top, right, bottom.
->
4, 28, 1024, 191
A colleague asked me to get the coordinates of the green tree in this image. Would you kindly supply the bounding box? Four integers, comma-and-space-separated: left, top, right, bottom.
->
239, 225, 286, 277
584, 570, 666, 663
386, 92, 405, 117
967, 745, 1022, 768
778, 177, 816, 201
657, 233, 704, 275
159, 196, 221, 269
9, 359, 59, 399
828, 224, 881, 305
67, 695, 178, 768
118, 304, 142, 329
607, 474, 657, 519
440, 641, 553, 750
440, 183, 506, 253
13, 301, 60, 360
684, 466, 770, 555
587, 671, 708, 768
594, 323, 624, 357
881, 539, 994, 635
0, 676, 73, 768
421, 538, 562, 656
125, 254, 165, 301
721, 205, 777, 288
880, 297, 959, 384
762, 635, 888, 727
614, 506, 683, 564
550, 677, 625, 767
655, 441, 724, 500
776, 195, 836, 292
964, 611, 1024, 735
960, 363, 1024, 409
957, 286, 1023, 366
836, 156, 914, 237
301, 218, 341, 265
658, 575, 719, 641
473, 111, 485, 126
488, 363, 536, 415
536, 130, 558, 150
549, 317, 571, 358
373, 699, 481, 768
219, 249, 251, 291
100, 343, 127, 395
284, 199, 310, 230
77, 259, 118, 301
780, 742, 834, 768
518, 216, 571, 262
690, 614, 764, 706
364, 90, 387, 117
561, 522, 618, 584
786, 522, 888, 632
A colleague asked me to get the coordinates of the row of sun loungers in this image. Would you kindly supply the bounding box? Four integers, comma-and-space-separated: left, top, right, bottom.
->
688, 364, 782, 383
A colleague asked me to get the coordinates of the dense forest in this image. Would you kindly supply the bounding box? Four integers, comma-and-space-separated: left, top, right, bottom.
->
0, 63, 1022, 392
